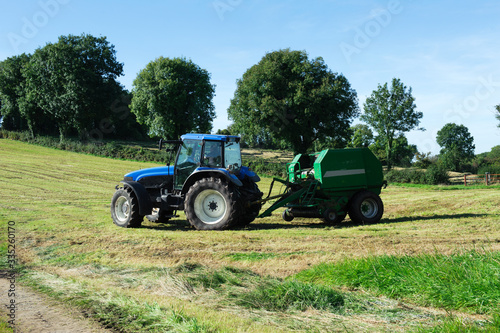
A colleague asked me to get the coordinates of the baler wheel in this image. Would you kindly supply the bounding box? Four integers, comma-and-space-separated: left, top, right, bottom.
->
322, 209, 346, 225
282, 209, 294, 222
348, 191, 384, 224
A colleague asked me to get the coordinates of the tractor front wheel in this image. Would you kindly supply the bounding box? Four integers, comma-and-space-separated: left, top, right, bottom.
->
111, 188, 143, 228
348, 191, 384, 224
185, 177, 240, 230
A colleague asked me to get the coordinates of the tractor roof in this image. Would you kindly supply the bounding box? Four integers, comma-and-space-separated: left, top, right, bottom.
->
181, 133, 240, 142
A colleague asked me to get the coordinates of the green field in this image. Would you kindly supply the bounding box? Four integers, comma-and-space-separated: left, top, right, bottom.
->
1, 139, 500, 332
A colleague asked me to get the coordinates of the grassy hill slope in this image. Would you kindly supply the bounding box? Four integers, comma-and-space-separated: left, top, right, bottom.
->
1, 139, 499, 332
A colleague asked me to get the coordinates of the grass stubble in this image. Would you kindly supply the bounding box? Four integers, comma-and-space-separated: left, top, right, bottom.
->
1, 139, 499, 332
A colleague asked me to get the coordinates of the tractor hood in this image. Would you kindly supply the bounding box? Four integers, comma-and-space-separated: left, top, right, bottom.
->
124, 166, 174, 181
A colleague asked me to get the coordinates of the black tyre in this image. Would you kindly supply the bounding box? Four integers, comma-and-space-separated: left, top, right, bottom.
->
184, 177, 240, 230
233, 179, 262, 228
348, 191, 384, 224
234, 203, 262, 228
282, 209, 294, 222
146, 208, 174, 223
322, 209, 346, 225
111, 188, 143, 228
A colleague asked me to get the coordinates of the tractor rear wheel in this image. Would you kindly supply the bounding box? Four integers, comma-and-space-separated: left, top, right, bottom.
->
233, 178, 262, 228
348, 191, 384, 224
111, 188, 143, 228
234, 203, 261, 228
185, 177, 240, 230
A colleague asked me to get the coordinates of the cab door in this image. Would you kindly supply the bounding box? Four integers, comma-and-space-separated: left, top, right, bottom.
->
174, 139, 202, 190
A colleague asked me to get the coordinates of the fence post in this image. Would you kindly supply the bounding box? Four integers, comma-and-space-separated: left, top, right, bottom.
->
485, 172, 490, 186
464, 174, 467, 186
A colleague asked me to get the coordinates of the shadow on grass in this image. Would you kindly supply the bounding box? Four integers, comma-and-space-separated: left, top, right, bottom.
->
140, 220, 193, 231
331, 213, 495, 230
250, 213, 495, 230
140, 213, 495, 231
380, 213, 492, 224
141, 218, 328, 231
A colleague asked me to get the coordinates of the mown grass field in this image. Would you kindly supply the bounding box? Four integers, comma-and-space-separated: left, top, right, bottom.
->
1, 139, 500, 332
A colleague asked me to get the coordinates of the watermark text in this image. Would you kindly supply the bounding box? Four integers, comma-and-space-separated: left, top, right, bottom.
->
8, 0, 71, 53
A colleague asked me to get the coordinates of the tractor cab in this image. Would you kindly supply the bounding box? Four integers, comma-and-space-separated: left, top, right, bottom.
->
173, 134, 243, 189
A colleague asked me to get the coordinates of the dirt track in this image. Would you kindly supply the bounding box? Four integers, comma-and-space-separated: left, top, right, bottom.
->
0, 274, 110, 333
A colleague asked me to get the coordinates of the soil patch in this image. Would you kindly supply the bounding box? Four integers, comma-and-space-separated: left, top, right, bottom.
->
0, 273, 111, 333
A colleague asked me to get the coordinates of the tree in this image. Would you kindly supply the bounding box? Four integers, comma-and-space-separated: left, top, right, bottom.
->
228, 49, 359, 154
436, 123, 475, 171
391, 135, 418, 167
348, 124, 374, 148
235, 126, 285, 149
23, 34, 124, 140
414, 151, 437, 169
0, 54, 31, 132
361, 78, 423, 170
131, 57, 215, 139
313, 134, 350, 151
369, 134, 417, 167
486, 145, 500, 163
216, 128, 231, 136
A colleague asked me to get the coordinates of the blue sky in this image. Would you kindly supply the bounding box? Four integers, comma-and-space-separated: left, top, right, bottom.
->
1, 0, 499, 154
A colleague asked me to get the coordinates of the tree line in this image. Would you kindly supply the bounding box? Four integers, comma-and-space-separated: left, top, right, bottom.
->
0, 33, 216, 142
1, 33, 499, 173
0, 34, 144, 141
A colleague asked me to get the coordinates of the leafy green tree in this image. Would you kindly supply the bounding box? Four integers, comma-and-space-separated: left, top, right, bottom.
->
436, 123, 475, 171
23, 34, 124, 140
369, 134, 417, 167
312, 135, 349, 152
0, 54, 31, 132
348, 124, 374, 148
131, 57, 215, 139
228, 49, 359, 154
216, 128, 231, 136
97, 91, 148, 141
414, 151, 437, 169
391, 135, 418, 167
235, 127, 276, 149
361, 78, 423, 170
474, 145, 500, 174
486, 145, 500, 163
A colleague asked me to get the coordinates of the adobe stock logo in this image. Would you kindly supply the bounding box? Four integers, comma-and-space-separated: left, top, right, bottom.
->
339, 0, 406, 64
8, 0, 71, 53
212, 0, 243, 21
444, 75, 500, 124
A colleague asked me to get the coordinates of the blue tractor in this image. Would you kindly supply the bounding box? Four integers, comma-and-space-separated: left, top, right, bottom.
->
111, 134, 263, 230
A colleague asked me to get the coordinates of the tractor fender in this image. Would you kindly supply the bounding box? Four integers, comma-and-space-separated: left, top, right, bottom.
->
120, 180, 153, 216
181, 169, 243, 195
238, 166, 261, 183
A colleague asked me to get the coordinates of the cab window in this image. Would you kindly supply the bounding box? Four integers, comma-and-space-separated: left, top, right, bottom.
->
203, 141, 222, 168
